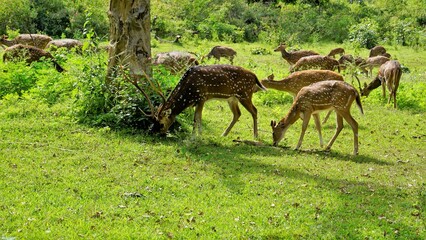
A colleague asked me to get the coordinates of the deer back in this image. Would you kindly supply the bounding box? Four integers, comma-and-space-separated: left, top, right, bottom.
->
159, 65, 263, 116
261, 70, 343, 95
380, 60, 402, 88
295, 80, 360, 113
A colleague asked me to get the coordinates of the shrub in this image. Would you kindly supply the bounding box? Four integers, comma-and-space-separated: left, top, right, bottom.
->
348, 18, 379, 49
31, 0, 71, 37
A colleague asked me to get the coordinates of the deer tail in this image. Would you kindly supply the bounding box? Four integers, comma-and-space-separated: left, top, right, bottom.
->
255, 75, 267, 91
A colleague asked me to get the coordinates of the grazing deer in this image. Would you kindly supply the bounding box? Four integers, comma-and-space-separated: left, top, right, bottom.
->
152, 51, 199, 74
206, 46, 237, 64
290, 55, 340, 73
130, 65, 266, 138
271, 80, 364, 155
337, 54, 367, 75
46, 39, 83, 51
274, 43, 319, 66
327, 47, 345, 58
262, 70, 344, 124
369, 45, 387, 57
380, 52, 391, 58
361, 60, 402, 108
1, 34, 52, 49
3, 44, 64, 72
361, 55, 390, 77
261, 70, 344, 96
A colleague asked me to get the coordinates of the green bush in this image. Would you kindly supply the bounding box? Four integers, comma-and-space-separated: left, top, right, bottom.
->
31, 0, 71, 37
348, 18, 379, 49
0, 0, 36, 34
0, 63, 37, 98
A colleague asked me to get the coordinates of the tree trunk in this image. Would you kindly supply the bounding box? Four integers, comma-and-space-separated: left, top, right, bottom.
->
107, 0, 151, 84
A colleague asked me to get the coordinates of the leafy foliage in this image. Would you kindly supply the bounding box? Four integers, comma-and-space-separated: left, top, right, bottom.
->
348, 18, 379, 49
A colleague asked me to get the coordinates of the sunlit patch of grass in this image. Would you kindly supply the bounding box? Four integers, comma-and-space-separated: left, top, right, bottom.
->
0, 42, 425, 239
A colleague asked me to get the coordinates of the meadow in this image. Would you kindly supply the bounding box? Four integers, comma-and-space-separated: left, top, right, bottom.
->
0, 40, 425, 239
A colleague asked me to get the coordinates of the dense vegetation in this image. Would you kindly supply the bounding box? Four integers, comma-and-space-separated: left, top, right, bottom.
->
1, 0, 425, 47
0, 0, 425, 238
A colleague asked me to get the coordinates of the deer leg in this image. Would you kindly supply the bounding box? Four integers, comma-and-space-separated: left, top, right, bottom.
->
313, 113, 324, 148
322, 110, 333, 124
325, 113, 344, 152
296, 113, 311, 150
193, 102, 205, 136
341, 112, 359, 155
222, 98, 241, 137
381, 79, 386, 98
239, 98, 258, 139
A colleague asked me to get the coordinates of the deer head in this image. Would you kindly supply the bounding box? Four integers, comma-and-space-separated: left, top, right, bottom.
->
273, 43, 287, 52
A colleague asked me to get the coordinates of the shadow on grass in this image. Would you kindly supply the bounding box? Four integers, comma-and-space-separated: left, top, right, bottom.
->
174, 139, 422, 238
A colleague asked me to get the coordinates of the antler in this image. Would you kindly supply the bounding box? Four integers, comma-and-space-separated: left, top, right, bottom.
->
117, 65, 166, 118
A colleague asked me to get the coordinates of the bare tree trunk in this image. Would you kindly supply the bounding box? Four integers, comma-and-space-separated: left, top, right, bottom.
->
107, 0, 151, 84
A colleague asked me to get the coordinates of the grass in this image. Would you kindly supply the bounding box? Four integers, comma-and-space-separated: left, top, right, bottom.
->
0, 41, 425, 239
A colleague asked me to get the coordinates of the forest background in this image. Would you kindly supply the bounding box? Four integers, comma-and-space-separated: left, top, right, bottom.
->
0, 0, 425, 49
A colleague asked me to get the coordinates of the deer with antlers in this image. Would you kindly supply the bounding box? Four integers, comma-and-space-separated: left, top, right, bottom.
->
271, 80, 364, 155
129, 65, 266, 138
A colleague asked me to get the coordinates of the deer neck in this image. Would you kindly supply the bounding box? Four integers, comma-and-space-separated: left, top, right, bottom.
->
283, 104, 301, 126
163, 91, 198, 117
280, 48, 290, 59
263, 78, 295, 94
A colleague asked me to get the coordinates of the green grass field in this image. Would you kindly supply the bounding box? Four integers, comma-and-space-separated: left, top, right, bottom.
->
1, 41, 425, 239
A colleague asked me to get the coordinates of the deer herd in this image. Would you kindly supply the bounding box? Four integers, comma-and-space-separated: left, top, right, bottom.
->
1, 34, 404, 155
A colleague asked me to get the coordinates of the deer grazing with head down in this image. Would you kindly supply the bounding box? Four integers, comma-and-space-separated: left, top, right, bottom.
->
262, 70, 344, 124
327, 47, 345, 58
360, 55, 390, 77
369, 45, 387, 57
1, 34, 52, 49
361, 60, 402, 108
3, 44, 65, 72
274, 43, 319, 66
130, 65, 266, 138
271, 80, 364, 155
152, 51, 199, 74
206, 46, 237, 64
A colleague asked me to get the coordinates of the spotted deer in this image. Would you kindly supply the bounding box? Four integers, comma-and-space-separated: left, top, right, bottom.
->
274, 43, 319, 66
361, 60, 402, 108
327, 47, 345, 58
46, 39, 83, 51
369, 45, 387, 57
152, 51, 199, 74
206, 46, 237, 64
1, 34, 52, 49
361, 55, 390, 77
261, 70, 344, 124
3, 44, 64, 72
130, 65, 266, 138
290, 55, 340, 73
271, 80, 364, 155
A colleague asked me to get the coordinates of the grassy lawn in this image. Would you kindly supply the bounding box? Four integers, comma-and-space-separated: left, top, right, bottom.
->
1, 41, 425, 239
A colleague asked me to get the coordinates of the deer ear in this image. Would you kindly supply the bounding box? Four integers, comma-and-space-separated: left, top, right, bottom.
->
271, 120, 276, 128
268, 74, 274, 80
363, 82, 367, 88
